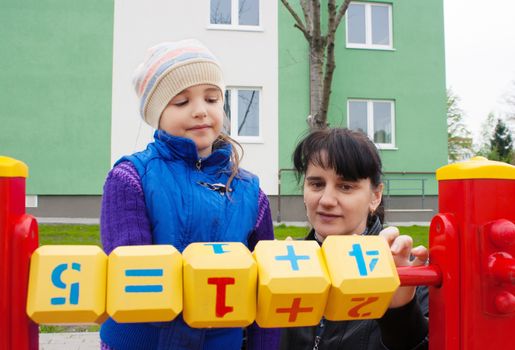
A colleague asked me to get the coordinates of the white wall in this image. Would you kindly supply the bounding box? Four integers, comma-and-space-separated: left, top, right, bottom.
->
111, 0, 278, 194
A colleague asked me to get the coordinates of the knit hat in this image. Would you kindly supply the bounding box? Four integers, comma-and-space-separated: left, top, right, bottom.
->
133, 39, 225, 129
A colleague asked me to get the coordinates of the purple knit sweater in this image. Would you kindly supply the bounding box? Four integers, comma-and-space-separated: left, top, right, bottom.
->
100, 161, 280, 350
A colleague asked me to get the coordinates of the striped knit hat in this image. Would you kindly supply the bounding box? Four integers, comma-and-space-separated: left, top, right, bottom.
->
133, 39, 225, 129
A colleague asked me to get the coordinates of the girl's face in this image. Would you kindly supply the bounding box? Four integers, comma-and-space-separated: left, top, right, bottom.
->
159, 84, 224, 157
303, 160, 383, 239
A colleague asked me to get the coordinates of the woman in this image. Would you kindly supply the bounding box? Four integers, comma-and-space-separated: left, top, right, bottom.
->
279, 128, 429, 350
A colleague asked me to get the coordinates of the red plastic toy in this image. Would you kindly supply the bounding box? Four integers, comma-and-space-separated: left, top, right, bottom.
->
429, 156, 515, 350
0, 156, 39, 350
1, 155, 515, 350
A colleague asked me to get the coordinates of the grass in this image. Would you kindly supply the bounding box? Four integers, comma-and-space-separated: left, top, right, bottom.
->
38, 224, 101, 246
40, 324, 100, 333
38, 223, 428, 247
274, 224, 429, 247
37, 223, 428, 333
273, 224, 311, 240
397, 225, 429, 247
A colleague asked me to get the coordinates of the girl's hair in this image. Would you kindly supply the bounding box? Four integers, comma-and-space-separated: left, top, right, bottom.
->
214, 133, 243, 192
292, 128, 384, 224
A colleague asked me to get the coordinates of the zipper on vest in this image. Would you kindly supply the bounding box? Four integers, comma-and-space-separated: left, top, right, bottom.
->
313, 317, 325, 350
196, 158, 202, 170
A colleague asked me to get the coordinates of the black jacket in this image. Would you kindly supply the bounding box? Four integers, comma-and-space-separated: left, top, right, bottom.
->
279, 218, 429, 350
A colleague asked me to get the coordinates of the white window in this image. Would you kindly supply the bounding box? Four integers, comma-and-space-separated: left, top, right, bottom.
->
346, 2, 393, 49
224, 88, 262, 142
210, 0, 261, 30
348, 99, 395, 148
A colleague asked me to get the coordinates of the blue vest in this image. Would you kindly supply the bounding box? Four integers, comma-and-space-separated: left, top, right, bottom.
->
100, 130, 259, 350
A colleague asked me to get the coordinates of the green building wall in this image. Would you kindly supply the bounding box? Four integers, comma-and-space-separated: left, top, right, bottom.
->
0, 0, 114, 195
0, 0, 446, 220
278, 0, 447, 196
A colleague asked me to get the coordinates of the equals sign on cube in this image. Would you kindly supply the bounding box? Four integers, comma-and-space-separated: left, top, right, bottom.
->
124, 269, 164, 293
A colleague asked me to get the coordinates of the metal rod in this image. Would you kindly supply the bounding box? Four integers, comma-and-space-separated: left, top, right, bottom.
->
397, 265, 442, 287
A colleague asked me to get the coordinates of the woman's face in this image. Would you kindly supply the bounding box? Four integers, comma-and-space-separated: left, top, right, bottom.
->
303, 161, 383, 238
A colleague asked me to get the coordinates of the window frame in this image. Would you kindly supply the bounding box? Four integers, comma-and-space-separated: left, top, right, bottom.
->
345, 1, 393, 50
347, 99, 396, 149
208, 0, 263, 32
225, 86, 263, 143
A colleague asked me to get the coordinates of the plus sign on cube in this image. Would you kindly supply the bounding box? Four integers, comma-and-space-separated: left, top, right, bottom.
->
182, 242, 257, 327
253, 240, 330, 328
26, 245, 107, 324
106, 245, 183, 323
322, 235, 400, 320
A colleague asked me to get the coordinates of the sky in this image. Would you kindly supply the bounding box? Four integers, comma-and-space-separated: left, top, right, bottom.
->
444, 0, 515, 143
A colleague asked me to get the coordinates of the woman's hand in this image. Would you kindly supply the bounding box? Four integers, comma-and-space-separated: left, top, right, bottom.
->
379, 226, 429, 308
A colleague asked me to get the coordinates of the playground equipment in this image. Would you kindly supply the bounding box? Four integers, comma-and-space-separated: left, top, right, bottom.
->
0, 156, 38, 350
27, 238, 401, 328
1, 156, 514, 350
428, 157, 515, 349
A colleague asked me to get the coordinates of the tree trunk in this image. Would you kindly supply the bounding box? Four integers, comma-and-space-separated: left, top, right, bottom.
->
320, 40, 336, 129
309, 42, 325, 129
281, 0, 351, 130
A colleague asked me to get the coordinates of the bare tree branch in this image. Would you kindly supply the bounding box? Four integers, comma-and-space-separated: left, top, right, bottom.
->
334, 0, 351, 30
320, 41, 335, 128
327, 0, 337, 44
504, 80, 515, 122
311, 0, 321, 44
300, 0, 312, 34
238, 91, 256, 134
211, 0, 231, 24
280, 0, 310, 39
319, 0, 338, 127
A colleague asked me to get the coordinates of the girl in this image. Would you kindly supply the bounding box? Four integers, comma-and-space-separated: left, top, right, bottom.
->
280, 128, 429, 350
100, 39, 279, 350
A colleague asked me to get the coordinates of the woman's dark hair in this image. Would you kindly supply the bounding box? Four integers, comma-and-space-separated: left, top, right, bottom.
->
292, 128, 384, 224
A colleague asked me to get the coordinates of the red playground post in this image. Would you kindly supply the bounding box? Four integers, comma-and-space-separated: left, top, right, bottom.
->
429, 157, 515, 350
0, 156, 39, 350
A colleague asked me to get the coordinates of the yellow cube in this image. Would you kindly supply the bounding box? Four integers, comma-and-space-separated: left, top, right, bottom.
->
253, 240, 330, 328
106, 245, 183, 323
322, 235, 400, 320
26, 245, 107, 324
182, 242, 256, 328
